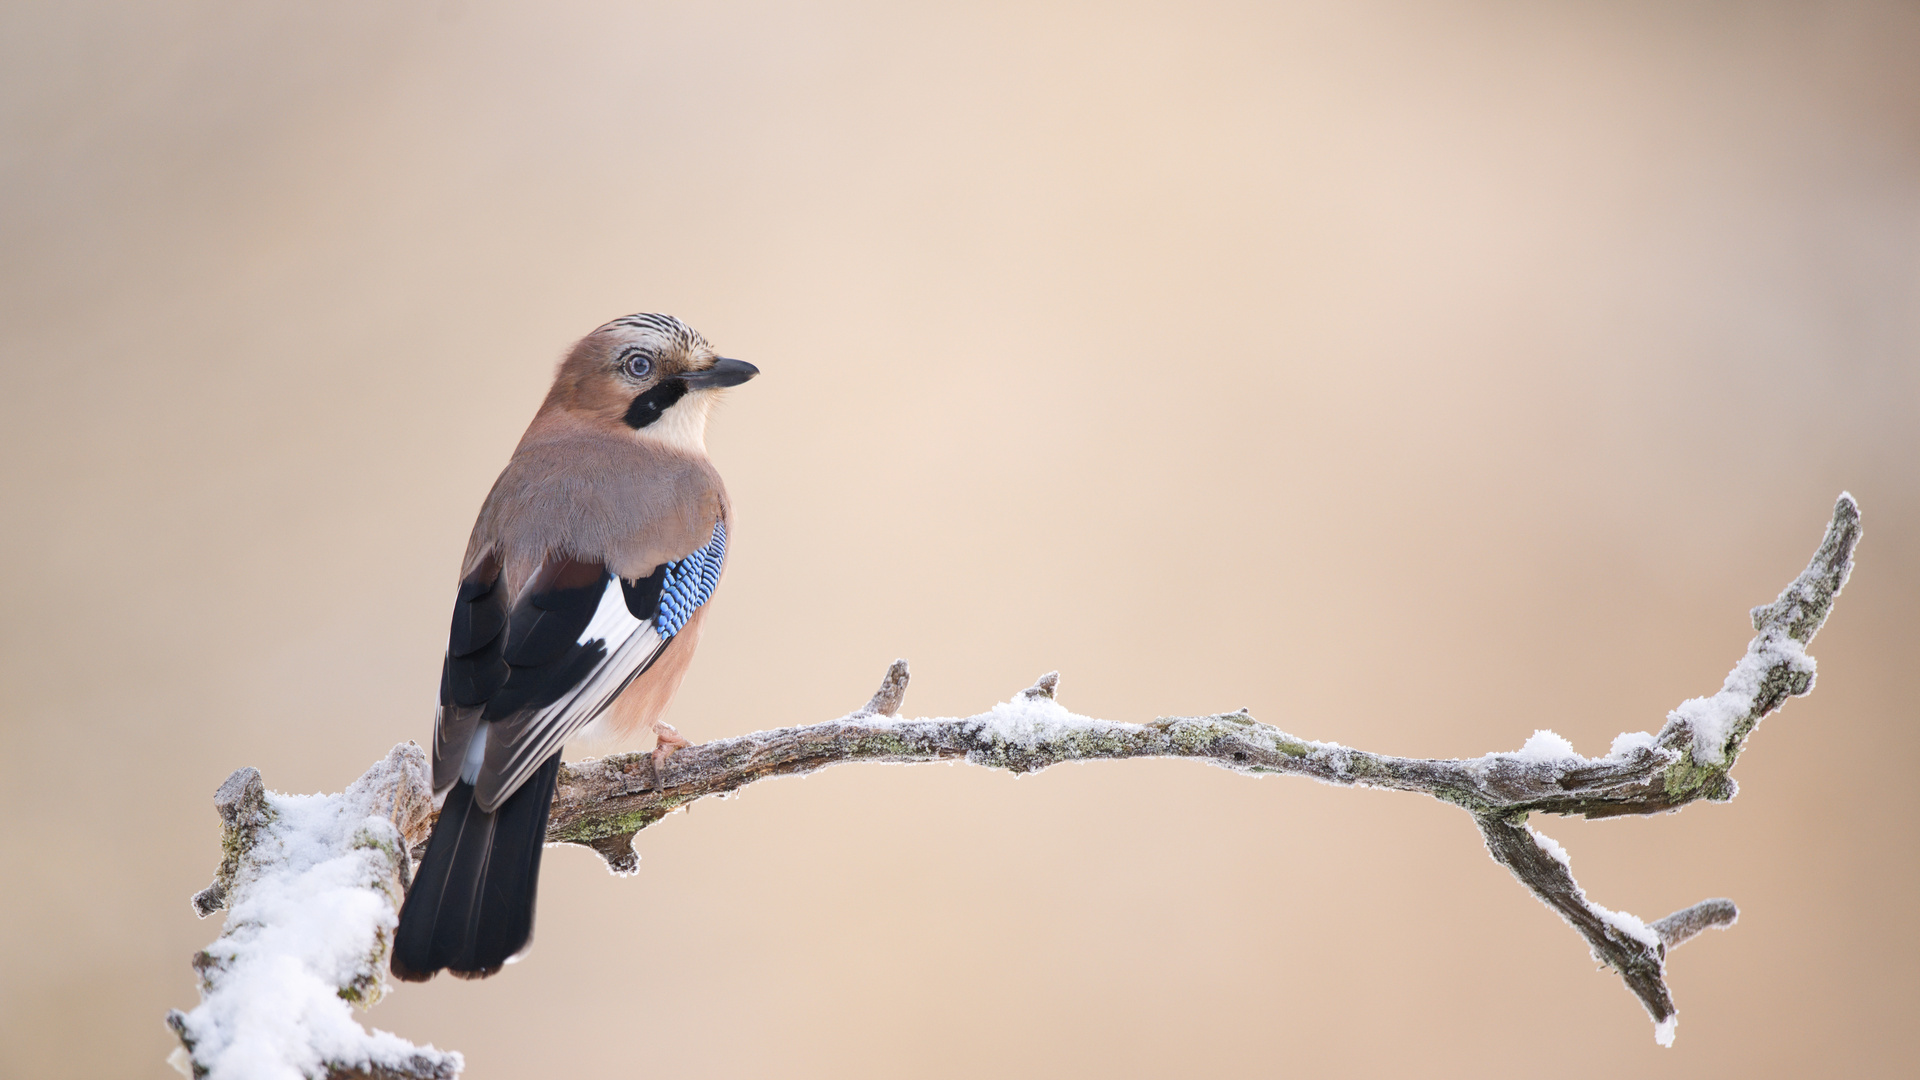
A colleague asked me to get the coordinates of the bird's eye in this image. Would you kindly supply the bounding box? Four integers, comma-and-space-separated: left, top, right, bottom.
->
620, 349, 653, 380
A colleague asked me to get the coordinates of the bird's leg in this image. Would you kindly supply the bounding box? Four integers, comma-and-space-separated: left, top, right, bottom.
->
650, 721, 691, 789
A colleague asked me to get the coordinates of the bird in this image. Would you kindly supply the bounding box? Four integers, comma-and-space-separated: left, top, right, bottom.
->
390, 312, 758, 981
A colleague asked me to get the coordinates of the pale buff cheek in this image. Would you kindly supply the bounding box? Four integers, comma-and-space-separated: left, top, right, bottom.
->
597, 605, 710, 742
632, 390, 716, 456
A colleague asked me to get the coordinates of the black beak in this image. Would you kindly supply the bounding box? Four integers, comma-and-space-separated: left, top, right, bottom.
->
680, 357, 759, 389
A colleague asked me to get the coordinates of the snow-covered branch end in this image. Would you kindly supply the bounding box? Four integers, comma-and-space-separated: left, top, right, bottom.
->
168, 747, 460, 1080
171, 495, 1859, 1074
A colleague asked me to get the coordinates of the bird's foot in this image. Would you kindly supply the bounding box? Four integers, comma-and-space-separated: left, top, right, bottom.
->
650, 722, 691, 789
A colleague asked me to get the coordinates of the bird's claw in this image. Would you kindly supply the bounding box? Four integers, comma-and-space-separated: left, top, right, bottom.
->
649, 722, 692, 791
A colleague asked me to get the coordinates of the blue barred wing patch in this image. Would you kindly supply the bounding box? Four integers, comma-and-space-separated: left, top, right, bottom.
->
656, 521, 726, 637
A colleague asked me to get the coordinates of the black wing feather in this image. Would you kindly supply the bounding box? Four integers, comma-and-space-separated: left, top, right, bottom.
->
501, 575, 604, 667
482, 559, 613, 720
448, 571, 506, 656
621, 565, 666, 622
443, 558, 509, 707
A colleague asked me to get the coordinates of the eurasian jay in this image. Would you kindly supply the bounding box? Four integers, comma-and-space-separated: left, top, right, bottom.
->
391, 313, 757, 981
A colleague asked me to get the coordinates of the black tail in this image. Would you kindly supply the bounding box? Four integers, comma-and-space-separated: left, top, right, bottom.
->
391, 752, 564, 981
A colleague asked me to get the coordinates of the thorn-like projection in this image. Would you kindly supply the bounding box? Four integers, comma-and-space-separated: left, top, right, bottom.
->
1020, 671, 1059, 701
856, 659, 911, 717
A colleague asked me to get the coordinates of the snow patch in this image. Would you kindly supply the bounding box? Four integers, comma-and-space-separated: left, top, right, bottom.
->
170, 751, 458, 1080
1530, 828, 1573, 869
1514, 729, 1578, 763
1596, 906, 1661, 951
1606, 730, 1658, 760
1474, 729, 1588, 773
1668, 632, 1814, 765
968, 694, 1132, 746
1480, 728, 1662, 771
1526, 825, 1661, 953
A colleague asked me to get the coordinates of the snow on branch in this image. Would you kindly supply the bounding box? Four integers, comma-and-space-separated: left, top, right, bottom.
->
171, 495, 1860, 1074
168, 746, 460, 1080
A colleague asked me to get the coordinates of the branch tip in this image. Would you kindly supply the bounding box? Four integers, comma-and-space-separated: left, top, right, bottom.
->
856, 659, 911, 717
1020, 672, 1060, 701
1651, 898, 1739, 950
213, 767, 265, 829
193, 767, 272, 918
189, 883, 226, 920
1747, 492, 1860, 641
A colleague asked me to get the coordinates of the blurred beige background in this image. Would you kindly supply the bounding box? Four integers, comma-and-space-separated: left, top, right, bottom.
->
3, 1, 1916, 1076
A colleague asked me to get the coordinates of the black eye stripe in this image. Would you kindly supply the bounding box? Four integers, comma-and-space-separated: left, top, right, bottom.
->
623, 380, 687, 429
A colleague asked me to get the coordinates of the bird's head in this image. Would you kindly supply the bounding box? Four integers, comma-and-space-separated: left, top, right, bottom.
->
547, 313, 759, 452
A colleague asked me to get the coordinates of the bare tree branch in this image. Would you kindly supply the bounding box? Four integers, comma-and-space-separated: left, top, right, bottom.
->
545, 493, 1859, 1043
174, 495, 1859, 1074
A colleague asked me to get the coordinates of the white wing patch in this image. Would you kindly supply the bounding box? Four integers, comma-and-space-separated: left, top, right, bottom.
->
577, 575, 644, 648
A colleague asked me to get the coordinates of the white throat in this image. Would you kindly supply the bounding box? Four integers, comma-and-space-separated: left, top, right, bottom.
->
634, 390, 714, 454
